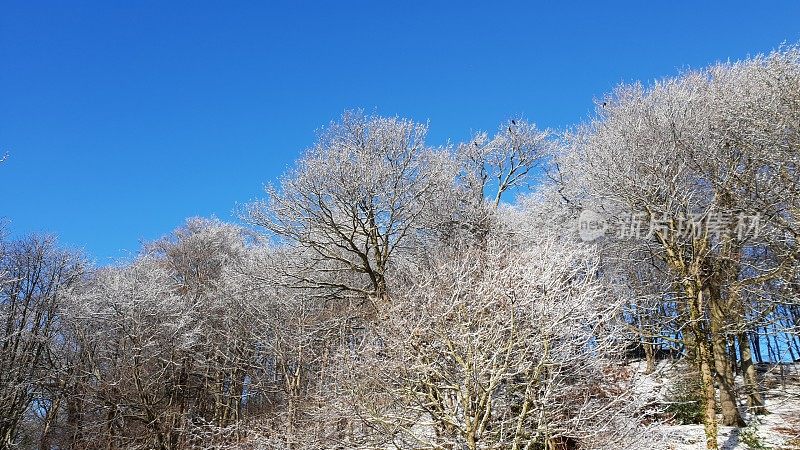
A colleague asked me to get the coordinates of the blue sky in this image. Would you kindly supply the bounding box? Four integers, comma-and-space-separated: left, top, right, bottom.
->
2, 1, 799, 264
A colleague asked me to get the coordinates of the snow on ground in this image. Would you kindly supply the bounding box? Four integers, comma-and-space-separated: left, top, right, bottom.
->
628, 360, 800, 449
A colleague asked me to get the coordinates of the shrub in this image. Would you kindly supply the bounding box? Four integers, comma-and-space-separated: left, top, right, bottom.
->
663, 374, 705, 425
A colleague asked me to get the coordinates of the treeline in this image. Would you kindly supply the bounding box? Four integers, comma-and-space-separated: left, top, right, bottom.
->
1, 47, 799, 450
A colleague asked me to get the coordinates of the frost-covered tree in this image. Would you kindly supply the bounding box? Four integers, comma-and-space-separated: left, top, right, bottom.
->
0, 235, 83, 448
4, 44, 800, 450
345, 232, 641, 450
246, 111, 451, 306
554, 46, 800, 448
457, 118, 551, 208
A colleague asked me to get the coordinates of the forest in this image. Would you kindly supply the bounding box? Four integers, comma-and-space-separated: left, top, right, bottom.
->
1, 47, 799, 450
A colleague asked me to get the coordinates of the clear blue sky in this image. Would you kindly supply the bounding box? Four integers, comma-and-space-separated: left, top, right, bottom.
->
2, 1, 799, 264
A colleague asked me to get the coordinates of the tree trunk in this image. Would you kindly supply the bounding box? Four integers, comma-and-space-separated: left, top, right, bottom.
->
687, 282, 718, 449
39, 393, 62, 450
709, 290, 745, 427
738, 333, 767, 415
729, 335, 739, 376
643, 339, 656, 374
698, 339, 719, 450
751, 332, 763, 364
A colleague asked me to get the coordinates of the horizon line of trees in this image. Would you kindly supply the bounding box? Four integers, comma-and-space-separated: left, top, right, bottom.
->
2, 46, 799, 450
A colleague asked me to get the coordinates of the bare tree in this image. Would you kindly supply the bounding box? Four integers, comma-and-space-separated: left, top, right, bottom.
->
0, 235, 83, 448
554, 46, 800, 448
457, 119, 551, 208
245, 111, 449, 306
60, 219, 270, 450
342, 230, 641, 450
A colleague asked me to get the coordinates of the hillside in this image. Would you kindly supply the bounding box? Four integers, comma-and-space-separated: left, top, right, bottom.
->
631, 361, 800, 450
